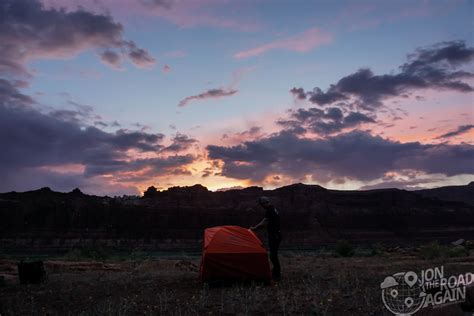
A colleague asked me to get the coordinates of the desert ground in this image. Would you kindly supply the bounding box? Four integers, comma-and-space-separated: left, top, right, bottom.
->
0, 246, 473, 316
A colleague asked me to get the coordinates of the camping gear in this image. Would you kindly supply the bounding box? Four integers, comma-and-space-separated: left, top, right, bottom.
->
17, 261, 46, 284
199, 225, 271, 283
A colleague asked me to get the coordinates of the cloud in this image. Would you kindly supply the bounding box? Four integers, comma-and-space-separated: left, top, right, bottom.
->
162, 64, 172, 73
139, 0, 260, 31
207, 130, 474, 183
83, 154, 195, 178
332, 1, 453, 33
234, 27, 332, 59
0, 103, 166, 170
292, 41, 474, 109
0, 79, 35, 107
0, 0, 155, 77
177, 67, 252, 107
0, 167, 141, 196
0, 81, 196, 193
290, 87, 306, 100
278, 107, 376, 135
42, 0, 260, 31
100, 50, 123, 69
124, 41, 156, 68
178, 88, 238, 107
139, 0, 174, 9
435, 125, 474, 139
360, 178, 441, 191
164, 50, 187, 58
46, 100, 100, 125
94, 121, 108, 128
162, 133, 198, 152
221, 126, 263, 143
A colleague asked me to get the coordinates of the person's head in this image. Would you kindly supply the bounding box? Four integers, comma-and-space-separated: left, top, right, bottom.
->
258, 196, 272, 209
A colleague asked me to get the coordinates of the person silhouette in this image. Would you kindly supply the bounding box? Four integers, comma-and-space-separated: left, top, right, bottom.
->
250, 196, 282, 281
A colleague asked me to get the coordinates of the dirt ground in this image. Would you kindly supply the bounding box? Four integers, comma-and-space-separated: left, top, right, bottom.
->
0, 252, 473, 315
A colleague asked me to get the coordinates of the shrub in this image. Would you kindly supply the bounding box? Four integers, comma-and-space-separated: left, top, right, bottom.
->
447, 245, 469, 257
419, 242, 469, 260
419, 242, 443, 260
128, 250, 148, 260
334, 240, 354, 257
369, 243, 385, 256
65, 244, 112, 261
465, 240, 474, 250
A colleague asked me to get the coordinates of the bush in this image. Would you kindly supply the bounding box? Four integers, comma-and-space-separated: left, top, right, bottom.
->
465, 240, 474, 250
65, 244, 112, 261
419, 242, 443, 260
369, 243, 385, 256
128, 250, 148, 261
447, 245, 469, 257
419, 242, 469, 260
334, 240, 354, 257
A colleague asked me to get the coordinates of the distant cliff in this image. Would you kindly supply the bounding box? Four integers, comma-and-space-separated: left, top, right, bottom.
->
415, 182, 474, 206
1, 183, 473, 252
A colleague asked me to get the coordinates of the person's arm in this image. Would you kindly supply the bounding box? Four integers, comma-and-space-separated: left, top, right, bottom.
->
250, 217, 267, 231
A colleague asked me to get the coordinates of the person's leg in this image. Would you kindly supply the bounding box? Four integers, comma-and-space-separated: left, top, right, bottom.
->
269, 233, 281, 279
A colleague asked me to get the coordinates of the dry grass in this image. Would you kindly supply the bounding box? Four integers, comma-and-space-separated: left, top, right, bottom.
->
0, 250, 473, 315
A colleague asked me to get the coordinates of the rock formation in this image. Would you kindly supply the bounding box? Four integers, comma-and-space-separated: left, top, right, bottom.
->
0, 183, 473, 252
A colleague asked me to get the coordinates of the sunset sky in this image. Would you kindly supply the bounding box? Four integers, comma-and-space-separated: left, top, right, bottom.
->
1, 0, 473, 195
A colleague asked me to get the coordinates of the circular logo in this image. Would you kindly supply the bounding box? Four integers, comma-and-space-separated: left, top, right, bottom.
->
380, 272, 426, 315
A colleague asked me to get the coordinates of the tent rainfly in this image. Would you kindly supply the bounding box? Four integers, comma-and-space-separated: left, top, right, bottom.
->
199, 225, 271, 283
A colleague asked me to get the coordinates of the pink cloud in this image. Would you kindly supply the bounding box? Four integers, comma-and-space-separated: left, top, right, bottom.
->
330, 0, 459, 32
162, 64, 172, 73
164, 50, 187, 58
141, 0, 260, 31
41, 0, 260, 32
234, 28, 332, 59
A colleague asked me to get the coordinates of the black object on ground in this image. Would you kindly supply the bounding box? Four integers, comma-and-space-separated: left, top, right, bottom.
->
17, 261, 46, 284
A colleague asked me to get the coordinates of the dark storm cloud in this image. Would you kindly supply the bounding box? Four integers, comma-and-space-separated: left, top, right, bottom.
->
162, 133, 198, 152
178, 88, 238, 107
0, 0, 155, 76
207, 130, 474, 183
291, 41, 474, 109
278, 107, 375, 135
435, 125, 474, 139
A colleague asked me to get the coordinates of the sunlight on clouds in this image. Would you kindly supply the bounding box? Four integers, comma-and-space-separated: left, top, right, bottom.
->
39, 164, 86, 174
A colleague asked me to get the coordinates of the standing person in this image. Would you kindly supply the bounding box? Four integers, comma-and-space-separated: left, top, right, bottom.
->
250, 196, 282, 281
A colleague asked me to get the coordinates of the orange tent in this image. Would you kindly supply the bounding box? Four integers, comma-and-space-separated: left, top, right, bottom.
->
199, 225, 271, 283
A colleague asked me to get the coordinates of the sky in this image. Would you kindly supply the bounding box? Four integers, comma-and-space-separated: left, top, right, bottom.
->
0, 0, 473, 195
